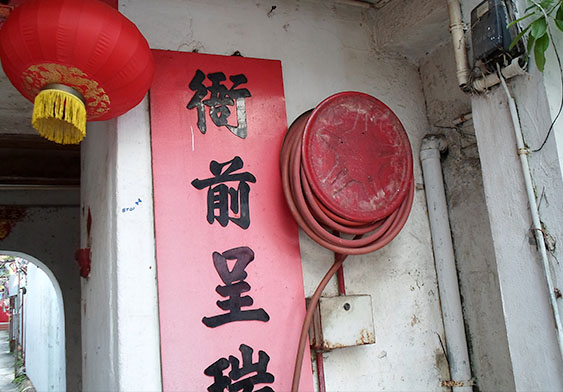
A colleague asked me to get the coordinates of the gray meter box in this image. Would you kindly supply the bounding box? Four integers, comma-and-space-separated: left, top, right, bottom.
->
471, 0, 523, 66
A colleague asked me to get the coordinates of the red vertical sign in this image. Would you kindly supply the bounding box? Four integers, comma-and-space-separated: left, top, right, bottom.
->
150, 50, 313, 391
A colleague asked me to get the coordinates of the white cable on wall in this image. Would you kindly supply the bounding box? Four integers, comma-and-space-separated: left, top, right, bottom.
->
498, 70, 563, 364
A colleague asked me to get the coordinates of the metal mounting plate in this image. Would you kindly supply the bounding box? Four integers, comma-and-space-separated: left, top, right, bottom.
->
310, 294, 376, 352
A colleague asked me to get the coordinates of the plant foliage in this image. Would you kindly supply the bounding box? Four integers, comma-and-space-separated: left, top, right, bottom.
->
509, 0, 563, 71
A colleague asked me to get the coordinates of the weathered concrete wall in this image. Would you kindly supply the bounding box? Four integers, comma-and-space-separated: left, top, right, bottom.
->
418, 43, 471, 128
24, 262, 65, 392
372, 0, 450, 61
0, 206, 81, 391
472, 80, 563, 390
525, 8, 563, 333
543, 17, 563, 175
447, 0, 563, 388
440, 129, 515, 391
0, 72, 34, 135
80, 120, 119, 392
419, 41, 515, 391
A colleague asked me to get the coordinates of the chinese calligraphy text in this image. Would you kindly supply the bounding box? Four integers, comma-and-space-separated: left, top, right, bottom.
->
205, 344, 274, 392
191, 156, 256, 230
187, 69, 251, 139
202, 247, 270, 328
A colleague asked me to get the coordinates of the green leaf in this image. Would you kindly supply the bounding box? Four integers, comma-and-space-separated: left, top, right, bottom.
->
556, 3, 563, 30
534, 33, 550, 71
509, 23, 532, 50
507, 12, 535, 28
548, 0, 562, 14
556, 1, 563, 18
527, 0, 558, 14
531, 17, 548, 38
527, 35, 536, 53
539, 0, 556, 10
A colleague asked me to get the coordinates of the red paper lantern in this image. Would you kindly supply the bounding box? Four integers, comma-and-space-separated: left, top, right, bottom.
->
0, 0, 154, 144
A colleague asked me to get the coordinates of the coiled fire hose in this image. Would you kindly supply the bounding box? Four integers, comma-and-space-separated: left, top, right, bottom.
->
280, 92, 414, 391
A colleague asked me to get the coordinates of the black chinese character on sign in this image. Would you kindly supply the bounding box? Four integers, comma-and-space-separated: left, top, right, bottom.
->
191, 156, 256, 230
205, 344, 275, 392
187, 69, 251, 139
202, 247, 269, 328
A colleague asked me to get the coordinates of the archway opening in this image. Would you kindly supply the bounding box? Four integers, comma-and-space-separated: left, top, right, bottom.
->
0, 252, 66, 392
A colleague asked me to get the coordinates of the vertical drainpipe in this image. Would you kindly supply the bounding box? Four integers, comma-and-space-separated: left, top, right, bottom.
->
446, 0, 470, 90
420, 135, 473, 391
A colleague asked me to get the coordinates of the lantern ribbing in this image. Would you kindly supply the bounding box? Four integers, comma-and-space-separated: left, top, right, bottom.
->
32, 88, 87, 145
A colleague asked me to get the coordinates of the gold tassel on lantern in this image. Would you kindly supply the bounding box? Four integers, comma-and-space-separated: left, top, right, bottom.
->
32, 84, 87, 144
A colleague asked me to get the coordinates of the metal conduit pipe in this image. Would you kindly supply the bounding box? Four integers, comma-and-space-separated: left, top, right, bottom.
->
420, 135, 473, 392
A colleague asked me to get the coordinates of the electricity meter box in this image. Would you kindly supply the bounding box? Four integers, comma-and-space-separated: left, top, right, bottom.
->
471, 0, 524, 68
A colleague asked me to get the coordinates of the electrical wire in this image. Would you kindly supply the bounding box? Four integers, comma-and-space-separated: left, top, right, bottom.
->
498, 67, 563, 366
530, 7, 563, 152
281, 111, 414, 391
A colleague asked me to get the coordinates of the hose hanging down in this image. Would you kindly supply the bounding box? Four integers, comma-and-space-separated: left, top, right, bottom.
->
280, 92, 415, 391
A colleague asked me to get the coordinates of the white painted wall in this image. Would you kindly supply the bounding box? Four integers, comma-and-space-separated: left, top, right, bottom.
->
520, 0, 563, 178
528, 6, 563, 323
80, 120, 119, 392
80, 0, 451, 390
81, 104, 161, 391
24, 262, 65, 392
114, 99, 161, 391
472, 84, 563, 390
0, 207, 81, 391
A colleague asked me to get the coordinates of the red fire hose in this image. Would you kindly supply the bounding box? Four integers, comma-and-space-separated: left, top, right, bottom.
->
280, 92, 414, 391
